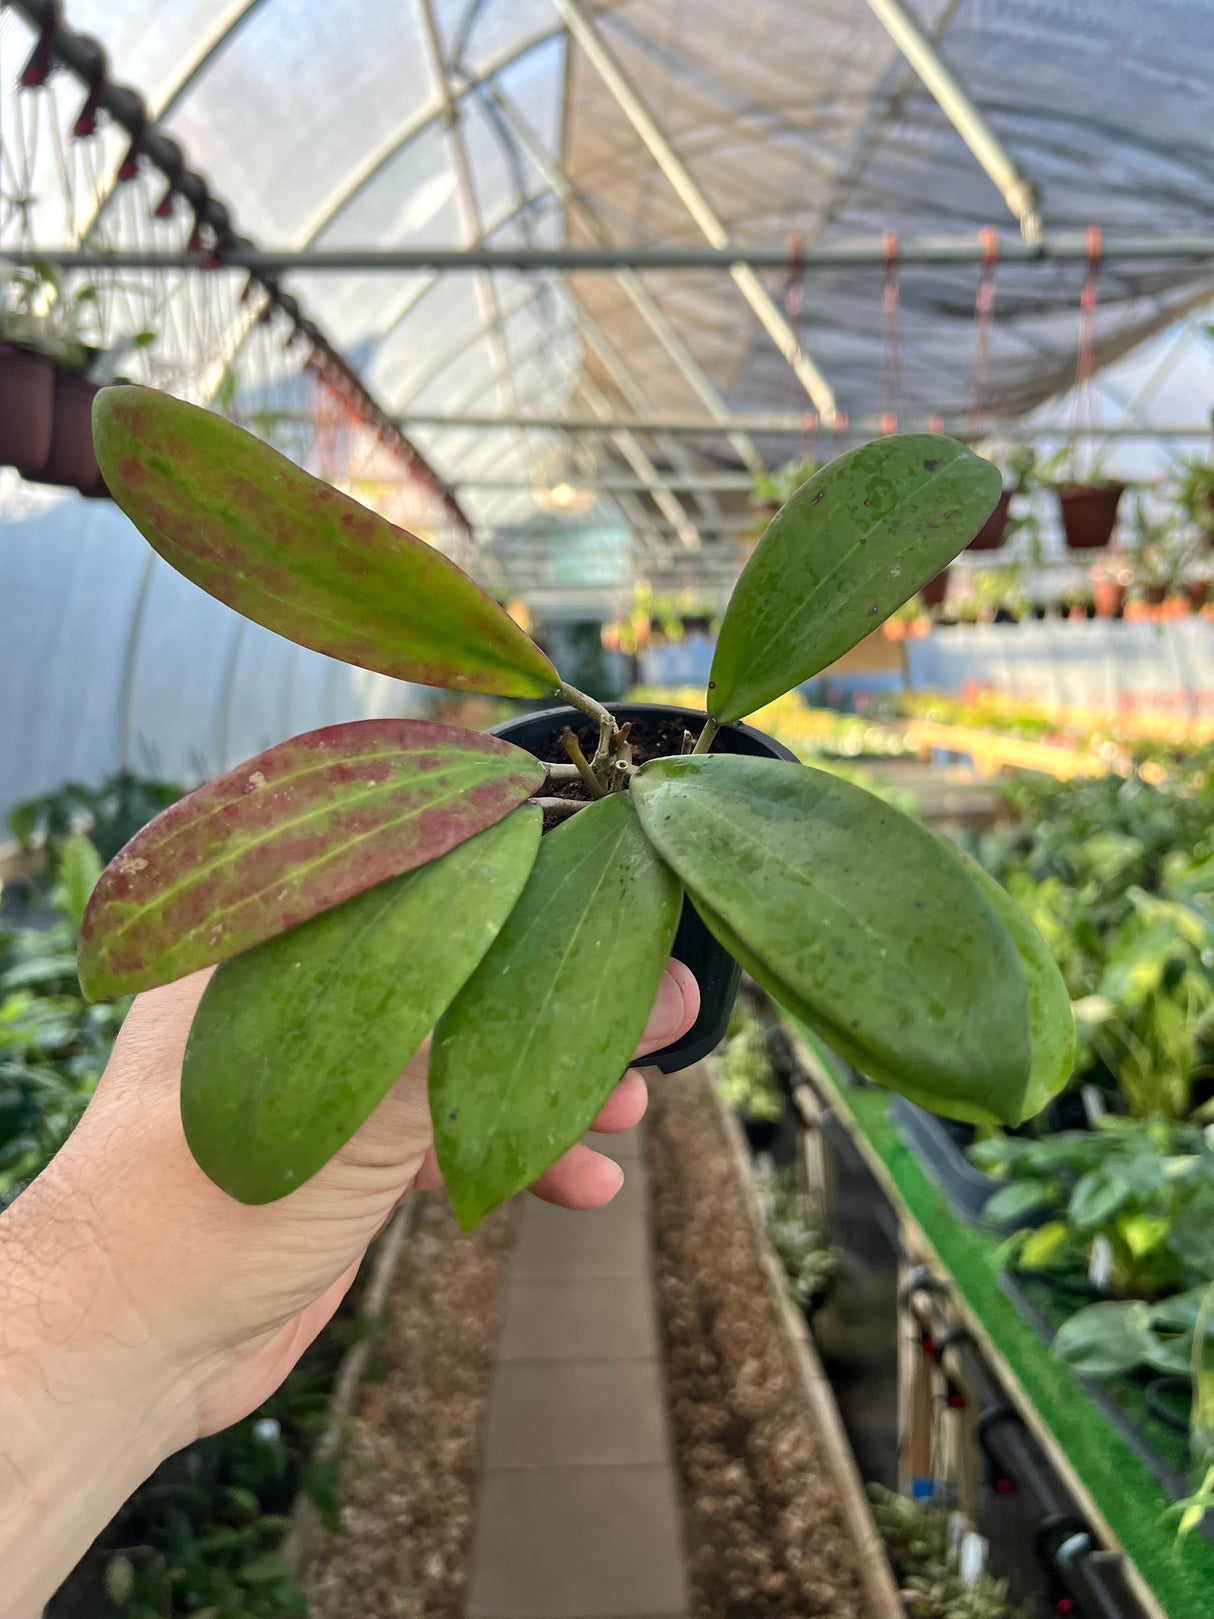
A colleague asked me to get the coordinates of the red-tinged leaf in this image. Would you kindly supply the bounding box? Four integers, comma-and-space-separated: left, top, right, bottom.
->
77, 718, 544, 999
92, 386, 559, 699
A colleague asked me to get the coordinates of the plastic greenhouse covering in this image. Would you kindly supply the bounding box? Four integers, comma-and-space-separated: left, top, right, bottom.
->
2, 0, 1213, 827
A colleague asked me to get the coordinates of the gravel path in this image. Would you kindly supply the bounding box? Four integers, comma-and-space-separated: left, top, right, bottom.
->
646, 1066, 872, 1619
303, 1191, 517, 1619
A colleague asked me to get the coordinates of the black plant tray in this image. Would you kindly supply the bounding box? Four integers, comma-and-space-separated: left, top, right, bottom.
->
888, 1096, 1008, 1225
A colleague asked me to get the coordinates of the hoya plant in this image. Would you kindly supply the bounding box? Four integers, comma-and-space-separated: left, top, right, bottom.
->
78, 387, 1074, 1228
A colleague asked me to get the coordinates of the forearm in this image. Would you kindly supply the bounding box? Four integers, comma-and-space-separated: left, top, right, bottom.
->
0, 1172, 195, 1619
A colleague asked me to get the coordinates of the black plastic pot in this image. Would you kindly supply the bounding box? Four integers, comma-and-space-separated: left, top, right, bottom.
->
488, 701, 797, 1073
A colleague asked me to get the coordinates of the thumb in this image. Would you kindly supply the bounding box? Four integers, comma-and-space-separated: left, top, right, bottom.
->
634, 959, 700, 1058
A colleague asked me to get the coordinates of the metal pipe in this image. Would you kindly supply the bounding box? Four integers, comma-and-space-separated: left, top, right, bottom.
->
863, 0, 1042, 242
551, 0, 839, 424
400, 411, 1214, 438
13, 235, 1213, 271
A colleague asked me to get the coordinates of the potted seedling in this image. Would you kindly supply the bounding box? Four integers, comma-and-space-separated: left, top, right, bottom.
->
77, 388, 1074, 1229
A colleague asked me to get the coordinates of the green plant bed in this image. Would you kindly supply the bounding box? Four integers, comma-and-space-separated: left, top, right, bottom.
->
793, 1022, 1214, 1619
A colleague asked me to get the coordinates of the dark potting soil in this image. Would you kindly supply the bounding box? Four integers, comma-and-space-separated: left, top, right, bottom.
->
646, 1065, 871, 1619
534, 715, 703, 831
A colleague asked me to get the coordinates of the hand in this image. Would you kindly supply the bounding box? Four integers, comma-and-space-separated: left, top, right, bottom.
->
0, 959, 698, 1618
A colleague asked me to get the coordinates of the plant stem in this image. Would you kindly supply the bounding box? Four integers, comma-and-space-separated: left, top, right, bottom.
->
543, 762, 583, 783
556, 680, 616, 733
691, 716, 721, 755
563, 728, 606, 799
533, 796, 587, 820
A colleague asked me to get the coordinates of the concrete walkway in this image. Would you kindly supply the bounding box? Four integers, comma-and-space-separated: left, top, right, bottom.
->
466, 1125, 689, 1619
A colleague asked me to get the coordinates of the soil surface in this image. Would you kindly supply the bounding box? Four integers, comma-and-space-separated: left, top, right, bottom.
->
303, 1191, 517, 1619
646, 1067, 872, 1619
534, 714, 702, 830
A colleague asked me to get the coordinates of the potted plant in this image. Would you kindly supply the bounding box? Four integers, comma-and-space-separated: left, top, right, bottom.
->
29, 307, 155, 497
0, 264, 59, 470
1051, 449, 1127, 552
76, 388, 1074, 1229
1175, 456, 1214, 544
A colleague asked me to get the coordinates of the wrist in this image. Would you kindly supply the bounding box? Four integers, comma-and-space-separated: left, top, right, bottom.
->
0, 1172, 201, 1619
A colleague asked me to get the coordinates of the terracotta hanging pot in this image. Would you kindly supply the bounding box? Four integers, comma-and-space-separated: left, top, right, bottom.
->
22, 370, 101, 494
1057, 482, 1125, 550
0, 342, 56, 470
966, 489, 1012, 550
920, 567, 950, 608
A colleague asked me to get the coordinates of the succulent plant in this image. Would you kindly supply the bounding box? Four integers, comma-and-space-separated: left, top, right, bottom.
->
78, 387, 1073, 1227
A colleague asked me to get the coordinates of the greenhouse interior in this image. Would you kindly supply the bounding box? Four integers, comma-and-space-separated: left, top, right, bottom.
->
2, 2, 1214, 1616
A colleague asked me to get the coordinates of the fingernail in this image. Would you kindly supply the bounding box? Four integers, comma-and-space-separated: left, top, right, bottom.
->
647, 969, 684, 1039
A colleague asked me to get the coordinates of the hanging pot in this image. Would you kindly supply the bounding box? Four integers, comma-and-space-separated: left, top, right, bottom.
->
1093, 581, 1125, 619
1057, 482, 1125, 550
966, 488, 1012, 550
920, 567, 950, 608
21, 371, 102, 494
1143, 582, 1168, 607
1186, 579, 1209, 611
0, 342, 56, 470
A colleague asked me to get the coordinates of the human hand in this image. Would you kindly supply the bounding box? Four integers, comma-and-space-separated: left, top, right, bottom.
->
8, 958, 699, 1444
0, 960, 697, 1616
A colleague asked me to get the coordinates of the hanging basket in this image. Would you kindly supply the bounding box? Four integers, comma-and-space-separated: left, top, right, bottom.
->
21, 371, 101, 494
0, 342, 56, 470
966, 488, 1012, 550
1057, 482, 1125, 551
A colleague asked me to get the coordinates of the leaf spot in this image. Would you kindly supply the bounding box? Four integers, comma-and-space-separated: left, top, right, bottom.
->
117, 854, 148, 875
923, 458, 938, 471
867, 602, 879, 616
811, 490, 825, 505
246, 770, 267, 790
890, 566, 901, 577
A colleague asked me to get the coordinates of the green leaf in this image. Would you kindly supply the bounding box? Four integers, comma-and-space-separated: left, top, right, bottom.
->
181, 808, 540, 1203
93, 386, 558, 698
79, 719, 543, 1000
631, 755, 1032, 1125
982, 1179, 1057, 1227
1053, 1300, 1155, 1378
1068, 1168, 1132, 1229
431, 793, 682, 1230
953, 851, 1075, 1122
1019, 1220, 1072, 1269
708, 434, 1001, 722
51, 833, 102, 927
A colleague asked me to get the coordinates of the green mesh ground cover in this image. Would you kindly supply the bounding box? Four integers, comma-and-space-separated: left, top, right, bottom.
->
792, 1022, 1214, 1619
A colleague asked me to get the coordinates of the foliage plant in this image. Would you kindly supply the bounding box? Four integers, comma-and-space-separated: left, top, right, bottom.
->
0, 833, 128, 1202
973, 770, 1214, 1120
866, 1485, 1030, 1619
78, 387, 1074, 1228
973, 1116, 1214, 1302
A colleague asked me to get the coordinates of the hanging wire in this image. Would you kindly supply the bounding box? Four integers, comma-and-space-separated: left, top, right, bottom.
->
1069, 225, 1104, 474
967, 226, 999, 436
879, 229, 902, 435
